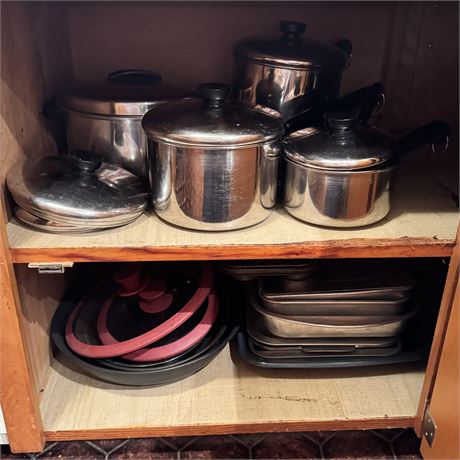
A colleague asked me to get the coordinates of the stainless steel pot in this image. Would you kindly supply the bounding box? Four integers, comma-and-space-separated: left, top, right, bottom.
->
58, 70, 189, 180
232, 21, 352, 121
142, 83, 284, 231
283, 113, 450, 227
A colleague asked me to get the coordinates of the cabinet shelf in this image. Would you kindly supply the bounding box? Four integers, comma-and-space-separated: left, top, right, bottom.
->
41, 345, 424, 440
8, 159, 459, 263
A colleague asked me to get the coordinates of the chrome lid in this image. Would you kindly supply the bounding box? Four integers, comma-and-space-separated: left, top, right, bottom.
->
7, 151, 149, 225
59, 69, 190, 117
142, 83, 284, 148
283, 110, 395, 170
234, 21, 350, 71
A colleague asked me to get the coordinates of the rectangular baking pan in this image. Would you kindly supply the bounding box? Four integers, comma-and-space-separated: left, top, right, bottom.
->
246, 312, 400, 348
259, 290, 410, 316
247, 337, 403, 359
250, 296, 417, 338
237, 333, 426, 369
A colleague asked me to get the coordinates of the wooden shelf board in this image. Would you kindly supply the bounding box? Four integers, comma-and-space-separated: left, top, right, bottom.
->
8, 158, 459, 263
40, 345, 425, 439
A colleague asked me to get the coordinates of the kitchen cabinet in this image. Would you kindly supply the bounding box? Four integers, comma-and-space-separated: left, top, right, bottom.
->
0, 1, 458, 455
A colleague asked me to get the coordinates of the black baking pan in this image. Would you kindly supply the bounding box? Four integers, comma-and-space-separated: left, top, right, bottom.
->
51, 283, 239, 386
236, 332, 426, 369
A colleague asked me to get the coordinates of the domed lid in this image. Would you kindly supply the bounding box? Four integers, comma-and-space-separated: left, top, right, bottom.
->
283, 110, 396, 170
59, 69, 190, 117
142, 83, 284, 148
7, 150, 149, 225
234, 21, 351, 71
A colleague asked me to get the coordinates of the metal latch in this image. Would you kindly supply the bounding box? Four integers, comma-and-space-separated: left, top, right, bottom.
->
28, 262, 74, 274
422, 408, 437, 447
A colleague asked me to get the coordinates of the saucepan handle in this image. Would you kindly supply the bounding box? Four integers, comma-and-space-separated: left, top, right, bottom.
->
334, 38, 353, 69
339, 82, 385, 124
107, 69, 162, 85
397, 121, 451, 157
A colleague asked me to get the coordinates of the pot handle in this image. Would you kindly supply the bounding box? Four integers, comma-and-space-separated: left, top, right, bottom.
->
107, 69, 162, 85
397, 121, 451, 157
334, 38, 353, 69
339, 82, 385, 124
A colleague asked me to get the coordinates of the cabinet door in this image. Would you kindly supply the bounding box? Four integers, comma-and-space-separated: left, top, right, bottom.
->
420, 280, 459, 460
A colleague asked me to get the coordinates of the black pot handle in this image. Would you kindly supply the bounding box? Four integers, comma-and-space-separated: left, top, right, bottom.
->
397, 121, 451, 157
334, 38, 353, 69
339, 82, 385, 124
107, 69, 162, 85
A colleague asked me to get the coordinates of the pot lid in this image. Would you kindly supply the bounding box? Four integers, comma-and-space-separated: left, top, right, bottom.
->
142, 83, 284, 148
234, 21, 350, 71
7, 150, 149, 225
59, 69, 190, 117
283, 110, 395, 170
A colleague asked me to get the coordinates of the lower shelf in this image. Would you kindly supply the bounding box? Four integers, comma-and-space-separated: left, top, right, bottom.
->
40, 344, 425, 440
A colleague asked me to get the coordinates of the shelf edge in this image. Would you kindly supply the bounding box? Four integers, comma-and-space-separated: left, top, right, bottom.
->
10, 238, 454, 263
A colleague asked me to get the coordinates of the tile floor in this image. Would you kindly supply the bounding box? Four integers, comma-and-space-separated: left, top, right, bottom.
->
0, 429, 422, 459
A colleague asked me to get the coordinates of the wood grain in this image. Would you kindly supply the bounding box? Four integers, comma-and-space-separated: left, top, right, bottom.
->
40, 347, 425, 437
420, 283, 459, 460
414, 230, 459, 435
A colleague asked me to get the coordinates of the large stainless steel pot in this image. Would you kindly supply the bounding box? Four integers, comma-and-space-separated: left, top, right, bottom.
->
58, 70, 189, 181
142, 83, 284, 231
232, 21, 352, 121
283, 112, 450, 227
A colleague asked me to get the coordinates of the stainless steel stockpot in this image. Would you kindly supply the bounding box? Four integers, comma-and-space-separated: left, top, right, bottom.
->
142, 83, 284, 231
232, 21, 352, 121
59, 70, 189, 180
282, 112, 450, 227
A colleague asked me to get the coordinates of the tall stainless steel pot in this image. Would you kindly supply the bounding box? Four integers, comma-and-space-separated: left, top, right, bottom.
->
283, 112, 450, 227
58, 70, 189, 181
142, 83, 284, 231
232, 21, 352, 121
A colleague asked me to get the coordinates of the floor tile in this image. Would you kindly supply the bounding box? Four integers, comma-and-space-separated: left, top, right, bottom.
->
303, 431, 336, 444
38, 441, 104, 459
108, 438, 175, 459
160, 437, 197, 450
87, 440, 128, 454
252, 433, 320, 459
0, 444, 32, 459
323, 430, 393, 459
231, 434, 267, 448
372, 429, 405, 442
392, 430, 422, 459
181, 436, 249, 459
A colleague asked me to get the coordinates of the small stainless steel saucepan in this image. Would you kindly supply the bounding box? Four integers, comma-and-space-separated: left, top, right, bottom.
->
282, 111, 450, 227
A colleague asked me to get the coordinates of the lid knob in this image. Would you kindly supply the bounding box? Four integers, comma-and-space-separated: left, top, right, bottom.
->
279, 21, 306, 43
199, 82, 230, 109
70, 150, 103, 173
325, 109, 360, 132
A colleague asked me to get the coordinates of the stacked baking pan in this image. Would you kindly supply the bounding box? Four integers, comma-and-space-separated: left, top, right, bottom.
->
51, 263, 238, 386
236, 261, 425, 368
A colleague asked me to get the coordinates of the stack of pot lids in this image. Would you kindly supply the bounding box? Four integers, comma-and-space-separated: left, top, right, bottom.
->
50, 263, 239, 386
7, 150, 149, 233
283, 110, 395, 170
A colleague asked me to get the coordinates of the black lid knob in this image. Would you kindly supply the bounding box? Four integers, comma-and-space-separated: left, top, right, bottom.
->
199, 83, 230, 109
325, 109, 360, 132
280, 21, 306, 42
70, 150, 102, 173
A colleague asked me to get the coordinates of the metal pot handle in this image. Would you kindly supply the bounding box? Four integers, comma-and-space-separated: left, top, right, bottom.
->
397, 121, 451, 157
107, 69, 162, 85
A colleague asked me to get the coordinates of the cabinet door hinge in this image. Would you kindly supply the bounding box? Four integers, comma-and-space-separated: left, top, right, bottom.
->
27, 262, 74, 274
422, 408, 437, 447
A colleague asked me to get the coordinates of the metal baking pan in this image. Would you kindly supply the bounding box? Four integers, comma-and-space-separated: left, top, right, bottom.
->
237, 333, 427, 369
259, 277, 413, 302
247, 337, 403, 359
247, 313, 399, 348
251, 297, 417, 338
259, 290, 410, 316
